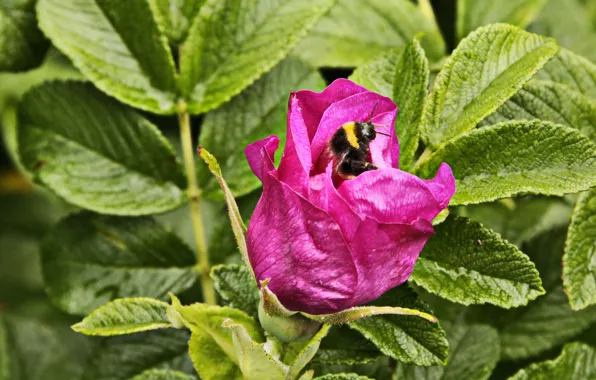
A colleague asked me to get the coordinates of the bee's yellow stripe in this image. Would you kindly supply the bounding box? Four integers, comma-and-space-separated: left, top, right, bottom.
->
342, 122, 359, 148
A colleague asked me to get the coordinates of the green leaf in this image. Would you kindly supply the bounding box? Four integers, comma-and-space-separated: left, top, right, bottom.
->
37, 0, 179, 114
18, 81, 187, 215
189, 327, 242, 380
42, 213, 197, 315
313, 326, 382, 366
197, 57, 325, 198
0, 317, 9, 380
416, 120, 596, 205
535, 48, 596, 101
349, 48, 403, 98
393, 38, 428, 170
180, 0, 335, 114
223, 320, 288, 380
348, 285, 449, 366
151, 0, 205, 43
314, 374, 373, 380
83, 329, 194, 379
396, 323, 500, 380
485, 80, 596, 141
1, 304, 96, 380
456, 0, 547, 41
412, 216, 544, 308
72, 298, 171, 336
170, 294, 263, 380
132, 369, 198, 380
461, 197, 573, 246
420, 24, 559, 147
563, 188, 596, 310
0, 0, 49, 72
295, 0, 445, 67
499, 285, 596, 360
210, 264, 259, 318
509, 342, 596, 380
529, 0, 596, 63
198, 148, 253, 279
284, 325, 331, 379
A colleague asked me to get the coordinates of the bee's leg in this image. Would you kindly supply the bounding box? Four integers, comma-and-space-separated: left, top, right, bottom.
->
351, 161, 377, 176
363, 162, 378, 171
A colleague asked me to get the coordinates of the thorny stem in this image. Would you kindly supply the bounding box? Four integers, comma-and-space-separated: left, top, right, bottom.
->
177, 100, 216, 305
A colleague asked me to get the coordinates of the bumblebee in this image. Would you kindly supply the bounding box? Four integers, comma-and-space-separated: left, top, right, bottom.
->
329, 103, 389, 179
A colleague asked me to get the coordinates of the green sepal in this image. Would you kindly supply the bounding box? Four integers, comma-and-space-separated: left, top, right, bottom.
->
258, 280, 322, 343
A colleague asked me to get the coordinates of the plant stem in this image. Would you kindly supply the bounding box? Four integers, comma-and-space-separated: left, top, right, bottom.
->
177, 100, 216, 305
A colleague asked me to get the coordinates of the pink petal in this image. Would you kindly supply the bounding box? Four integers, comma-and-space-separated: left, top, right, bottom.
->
247, 172, 358, 314
337, 167, 455, 224
347, 217, 435, 306
423, 163, 456, 209
277, 94, 314, 196
245, 135, 279, 182
309, 163, 362, 242
293, 79, 369, 140
310, 92, 397, 167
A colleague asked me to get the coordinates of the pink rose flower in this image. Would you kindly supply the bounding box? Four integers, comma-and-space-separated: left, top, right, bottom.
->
245, 79, 455, 315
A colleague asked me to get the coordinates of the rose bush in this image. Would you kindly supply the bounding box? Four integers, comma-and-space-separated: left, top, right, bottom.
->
245, 79, 456, 314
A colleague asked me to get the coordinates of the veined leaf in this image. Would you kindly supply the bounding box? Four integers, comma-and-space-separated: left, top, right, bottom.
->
416, 120, 596, 205
222, 320, 288, 380
349, 48, 403, 98
72, 298, 171, 336
499, 285, 596, 360
563, 188, 596, 310
314, 374, 373, 380
42, 213, 197, 315
420, 24, 559, 147
18, 81, 186, 215
412, 216, 544, 308
536, 48, 596, 100
510, 342, 596, 380
396, 323, 500, 380
198, 57, 325, 198
349, 285, 448, 366
132, 369, 198, 380
171, 295, 262, 380
313, 326, 382, 366
529, 0, 596, 63
210, 264, 259, 318
485, 80, 596, 141
461, 197, 573, 246
189, 328, 242, 380
295, 0, 445, 67
151, 0, 205, 43
456, 0, 546, 41
180, 0, 334, 114
37, 0, 178, 114
2, 309, 95, 380
393, 38, 428, 170
83, 329, 193, 379
0, 0, 49, 72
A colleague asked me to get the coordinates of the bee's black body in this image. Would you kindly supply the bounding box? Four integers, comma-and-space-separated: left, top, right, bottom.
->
329, 121, 379, 179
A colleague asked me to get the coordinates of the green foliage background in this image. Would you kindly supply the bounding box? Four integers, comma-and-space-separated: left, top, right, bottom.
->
1, 0, 596, 379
